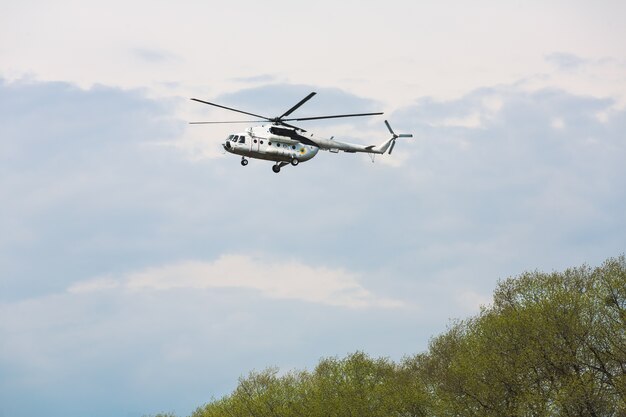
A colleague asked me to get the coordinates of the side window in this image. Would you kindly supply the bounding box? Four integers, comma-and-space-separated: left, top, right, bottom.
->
238, 136, 245, 143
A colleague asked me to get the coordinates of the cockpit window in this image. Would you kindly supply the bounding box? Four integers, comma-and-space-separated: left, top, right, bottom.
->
238, 136, 245, 143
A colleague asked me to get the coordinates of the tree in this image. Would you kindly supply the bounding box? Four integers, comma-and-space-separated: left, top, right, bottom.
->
189, 255, 626, 417
422, 255, 626, 416
192, 352, 431, 417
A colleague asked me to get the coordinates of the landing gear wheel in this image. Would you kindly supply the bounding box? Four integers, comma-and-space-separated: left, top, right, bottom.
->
241, 158, 248, 166
290, 158, 299, 166
272, 165, 281, 173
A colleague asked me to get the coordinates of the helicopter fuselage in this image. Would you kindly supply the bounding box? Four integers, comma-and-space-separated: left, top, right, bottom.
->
223, 125, 319, 164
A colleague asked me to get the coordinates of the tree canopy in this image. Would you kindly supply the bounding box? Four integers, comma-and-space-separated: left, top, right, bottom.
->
188, 255, 626, 417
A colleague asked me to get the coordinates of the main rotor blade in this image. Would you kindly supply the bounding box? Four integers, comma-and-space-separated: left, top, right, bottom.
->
191, 98, 269, 120
278, 92, 317, 119
189, 120, 268, 124
282, 112, 383, 122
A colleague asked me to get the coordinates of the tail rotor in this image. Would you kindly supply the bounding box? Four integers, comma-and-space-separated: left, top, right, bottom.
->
384, 120, 412, 154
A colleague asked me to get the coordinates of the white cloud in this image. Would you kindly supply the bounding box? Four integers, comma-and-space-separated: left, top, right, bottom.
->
3, 59, 626, 417
68, 277, 120, 293
545, 52, 587, 71
441, 112, 483, 129
68, 255, 404, 309
4, 1, 626, 107
0, 266, 415, 417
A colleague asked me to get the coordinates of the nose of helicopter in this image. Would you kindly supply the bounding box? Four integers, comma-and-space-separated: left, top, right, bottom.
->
223, 140, 231, 150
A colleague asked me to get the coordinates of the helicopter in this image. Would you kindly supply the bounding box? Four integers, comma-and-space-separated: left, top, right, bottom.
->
190, 92, 412, 173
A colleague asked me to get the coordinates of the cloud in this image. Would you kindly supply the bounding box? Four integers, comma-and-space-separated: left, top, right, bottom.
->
545, 52, 588, 71
67, 277, 120, 293
0, 78, 184, 300
68, 254, 404, 309
1, 263, 414, 417
3, 2, 626, 415
390, 84, 626, 289
231, 74, 279, 84
132, 47, 180, 64
2, 77, 626, 417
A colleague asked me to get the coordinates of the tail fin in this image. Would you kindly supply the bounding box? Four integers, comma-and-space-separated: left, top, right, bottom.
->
380, 120, 412, 154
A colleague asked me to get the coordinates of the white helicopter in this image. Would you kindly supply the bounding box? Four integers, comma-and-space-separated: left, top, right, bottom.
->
190, 92, 412, 173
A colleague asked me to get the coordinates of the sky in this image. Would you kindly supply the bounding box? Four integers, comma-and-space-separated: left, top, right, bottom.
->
1, 1, 626, 416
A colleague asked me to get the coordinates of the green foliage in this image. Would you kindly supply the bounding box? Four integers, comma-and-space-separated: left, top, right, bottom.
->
190, 255, 626, 417
192, 353, 432, 417
422, 255, 626, 416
